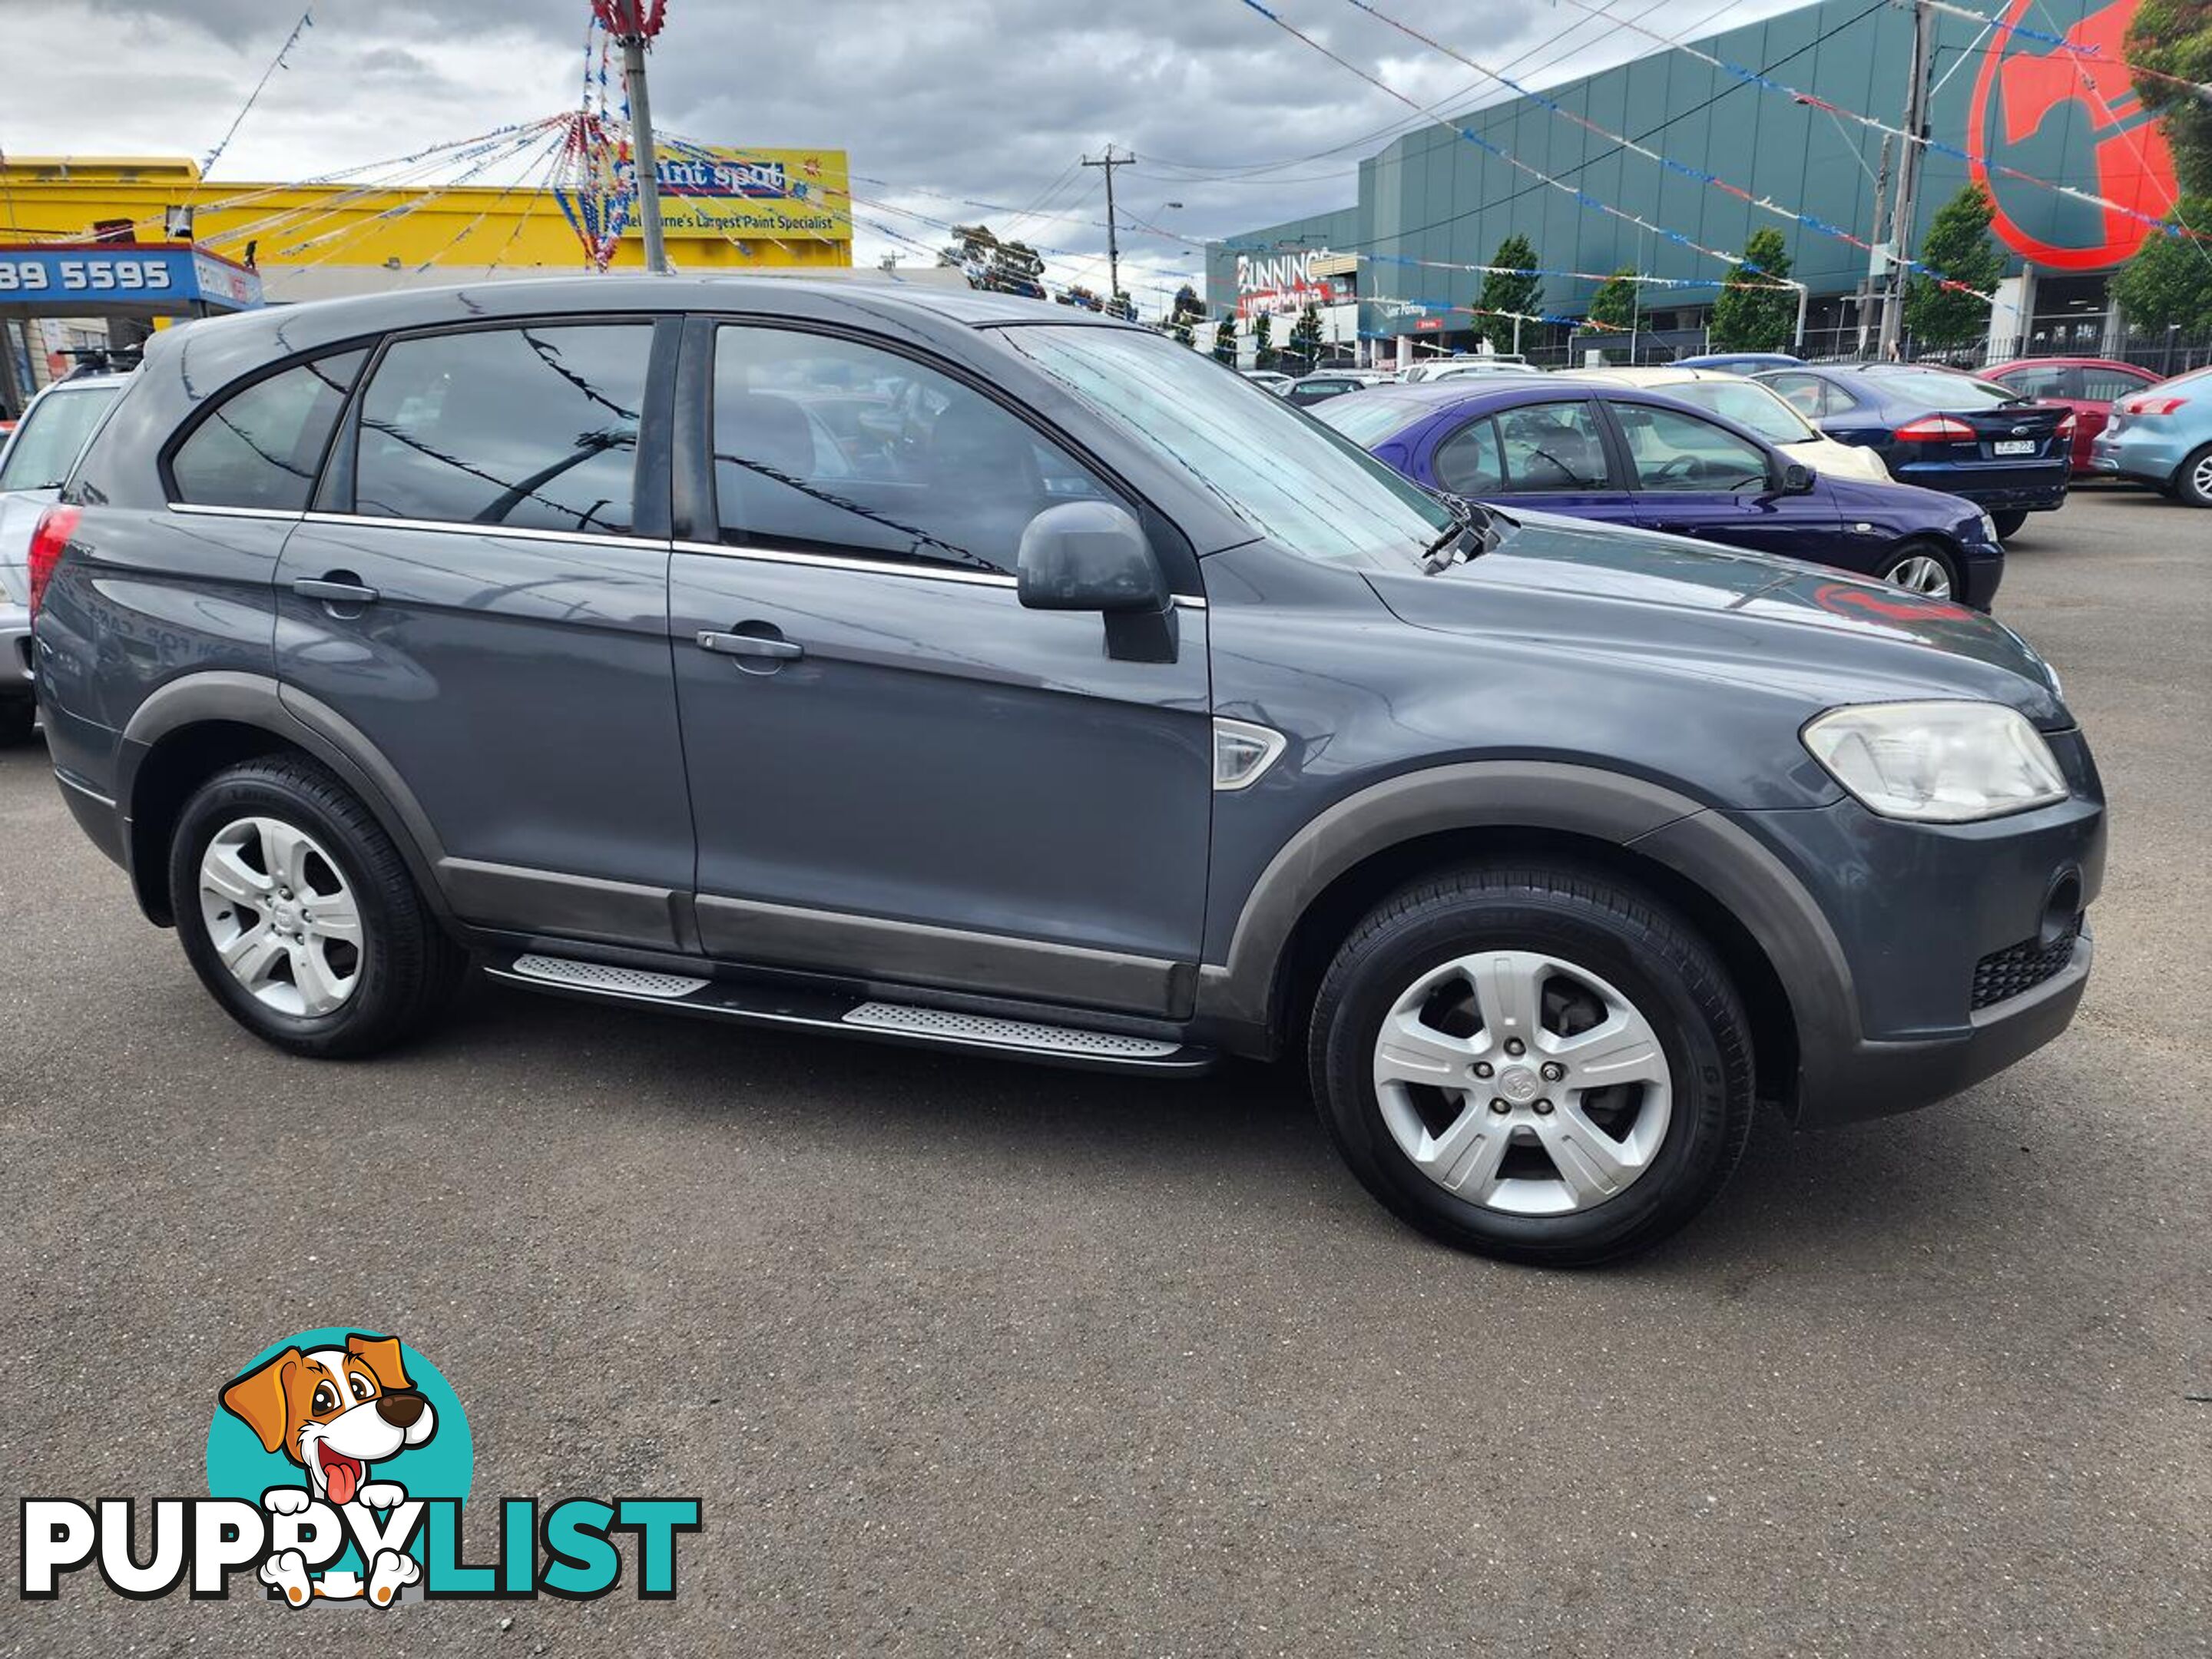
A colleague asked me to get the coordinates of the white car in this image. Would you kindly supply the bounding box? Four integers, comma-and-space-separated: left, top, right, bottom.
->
0, 373, 129, 743
1553, 365, 1891, 483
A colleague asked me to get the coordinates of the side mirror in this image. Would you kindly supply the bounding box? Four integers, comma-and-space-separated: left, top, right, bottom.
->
1777, 461, 1816, 495
1016, 502, 1166, 613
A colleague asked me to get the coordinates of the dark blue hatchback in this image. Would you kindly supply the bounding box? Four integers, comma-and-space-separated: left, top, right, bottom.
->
1316, 379, 2008, 608
1754, 364, 2071, 537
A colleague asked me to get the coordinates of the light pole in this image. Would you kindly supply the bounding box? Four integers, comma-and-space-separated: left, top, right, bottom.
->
595, 0, 671, 274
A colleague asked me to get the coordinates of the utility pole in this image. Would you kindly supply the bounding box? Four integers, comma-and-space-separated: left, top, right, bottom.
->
1876, 0, 1934, 360
596, 1, 671, 273
1082, 146, 1134, 318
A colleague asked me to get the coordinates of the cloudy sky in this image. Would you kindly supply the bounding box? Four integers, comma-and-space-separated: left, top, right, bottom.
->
12, 0, 1809, 309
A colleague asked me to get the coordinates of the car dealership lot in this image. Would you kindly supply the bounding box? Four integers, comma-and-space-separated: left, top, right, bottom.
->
3, 488, 2206, 1654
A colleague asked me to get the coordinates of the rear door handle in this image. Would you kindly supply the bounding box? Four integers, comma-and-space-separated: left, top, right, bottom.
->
293, 576, 379, 605
697, 629, 803, 662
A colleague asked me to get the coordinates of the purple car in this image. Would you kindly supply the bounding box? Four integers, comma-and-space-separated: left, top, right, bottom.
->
1316, 379, 2008, 608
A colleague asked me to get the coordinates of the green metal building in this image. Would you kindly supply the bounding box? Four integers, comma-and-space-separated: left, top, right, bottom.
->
1204, 0, 2180, 365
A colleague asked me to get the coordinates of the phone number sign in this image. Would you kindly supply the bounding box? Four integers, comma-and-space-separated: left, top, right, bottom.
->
0, 246, 263, 313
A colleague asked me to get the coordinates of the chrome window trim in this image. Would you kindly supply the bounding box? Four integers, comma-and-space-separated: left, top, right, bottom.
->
672, 538, 1205, 606
166, 503, 307, 522
301, 512, 667, 552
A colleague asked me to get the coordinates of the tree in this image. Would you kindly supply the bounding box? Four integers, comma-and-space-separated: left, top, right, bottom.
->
2128, 0, 2212, 197
1477, 233, 1543, 348
1708, 227, 1796, 353
1213, 316, 1237, 365
1906, 184, 2007, 349
1587, 267, 1640, 336
1253, 311, 1277, 372
1288, 302, 1325, 370
1171, 315, 1196, 348
2114, 196, 2212, 331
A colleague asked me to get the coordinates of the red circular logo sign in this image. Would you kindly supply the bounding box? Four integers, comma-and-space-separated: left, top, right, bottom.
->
1968, 0, 2180, 271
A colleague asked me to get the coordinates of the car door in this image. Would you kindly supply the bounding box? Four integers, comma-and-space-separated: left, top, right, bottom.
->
276, 317, 698, 952
666, 319, 1211, 1018
2073, 363, 2157, 469
1445, 397, 1635, 525
1611, 399, 1828, 559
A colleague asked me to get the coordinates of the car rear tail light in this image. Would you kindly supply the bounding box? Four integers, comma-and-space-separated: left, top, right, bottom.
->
2054, 412, 2076, 437
26, 503, 81, 619
2121, 395, 2189, 417
1893, 415, 1976, 442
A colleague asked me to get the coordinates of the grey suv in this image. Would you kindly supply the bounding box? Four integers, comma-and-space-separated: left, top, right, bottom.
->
33, 278, 2104, 1263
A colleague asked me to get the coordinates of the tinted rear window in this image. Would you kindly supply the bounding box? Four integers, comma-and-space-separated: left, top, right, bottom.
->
1867, 369, 2021, 409
352, 325, 650, 534
171, 352, 366, 510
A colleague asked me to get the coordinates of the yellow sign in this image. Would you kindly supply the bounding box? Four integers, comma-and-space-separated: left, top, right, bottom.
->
622, 147, 850, 243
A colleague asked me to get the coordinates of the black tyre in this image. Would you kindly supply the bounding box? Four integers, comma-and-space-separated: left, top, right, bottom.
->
1877, 539, 1959, 601
167, 753, 467, 1058
1308, 864, 1754, 1267
2174, 445, 2212, 509
0, 697, 35, 747
1988, 509, 2028, 539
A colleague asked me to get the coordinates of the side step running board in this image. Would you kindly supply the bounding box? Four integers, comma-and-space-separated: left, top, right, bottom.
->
487, 952, 1215, 1075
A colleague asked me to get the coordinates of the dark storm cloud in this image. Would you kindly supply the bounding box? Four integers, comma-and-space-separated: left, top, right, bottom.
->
33, 0, 1807, 296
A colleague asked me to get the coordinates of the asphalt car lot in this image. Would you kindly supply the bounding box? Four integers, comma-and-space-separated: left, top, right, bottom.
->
3, 486, 2206, 1654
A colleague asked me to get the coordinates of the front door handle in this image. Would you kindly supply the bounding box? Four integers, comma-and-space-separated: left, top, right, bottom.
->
293, 575, 379, 605
697, 628, 803, 662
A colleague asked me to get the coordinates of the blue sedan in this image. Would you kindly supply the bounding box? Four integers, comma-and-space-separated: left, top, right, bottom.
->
2089, 364, 2212, 508
1314, 379, 2008, 608
1753, 364, 2070, 538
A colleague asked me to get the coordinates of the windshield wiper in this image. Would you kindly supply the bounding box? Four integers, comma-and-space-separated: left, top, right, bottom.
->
1422, 499, 1505, 572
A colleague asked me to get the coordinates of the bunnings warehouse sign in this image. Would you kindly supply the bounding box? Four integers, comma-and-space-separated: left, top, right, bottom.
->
1234, 249, 1351, 319
618, 148, 851, 243
0, 243, 262, 313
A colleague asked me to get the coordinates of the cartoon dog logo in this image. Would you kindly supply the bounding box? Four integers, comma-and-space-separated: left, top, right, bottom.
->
220, 1333, 436, 1607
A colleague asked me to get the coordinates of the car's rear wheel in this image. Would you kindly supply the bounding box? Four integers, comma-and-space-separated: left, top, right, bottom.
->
1308, 863, 1755, 1267
2174, 445, 2212, 509
1879, 540, 1959, 600
0, 697, 35, 747
1988, 509, 2028, 539
168, 754, 467, 1058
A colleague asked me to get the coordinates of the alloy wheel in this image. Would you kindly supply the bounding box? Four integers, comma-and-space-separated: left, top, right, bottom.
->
1885, 554, 1952, 598
1370, 949, 1674, 1216
197, 816, 363, 1017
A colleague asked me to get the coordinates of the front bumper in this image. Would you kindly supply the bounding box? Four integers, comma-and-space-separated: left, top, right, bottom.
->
1725, 742, 2104, 1127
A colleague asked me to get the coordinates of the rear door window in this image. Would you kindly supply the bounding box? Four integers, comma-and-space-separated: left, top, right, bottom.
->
2079, 365, 2154, 402
1492, 401, 1611, 492
1432, 417, 1505, 495
168, 352, 365, 510
350, 325, 651, 535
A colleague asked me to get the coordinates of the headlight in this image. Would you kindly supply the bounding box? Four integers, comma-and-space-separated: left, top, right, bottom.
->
1976, 511, 1998, 542
1802, 700, 2068, 822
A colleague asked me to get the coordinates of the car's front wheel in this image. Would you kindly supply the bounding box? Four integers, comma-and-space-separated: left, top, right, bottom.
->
1309, 864, 1755, 1267
168, 754, 467, 1058
2174, 445, 2212, 509
1879, 540, 1959, 600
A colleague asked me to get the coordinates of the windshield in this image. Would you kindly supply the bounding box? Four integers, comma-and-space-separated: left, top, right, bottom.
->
1004, 326, 1453, 566
1661, 379, 1817, 445
0, 383, 121, 492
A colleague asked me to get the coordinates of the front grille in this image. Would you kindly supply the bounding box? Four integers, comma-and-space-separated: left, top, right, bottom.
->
1972, 916, 2082, 1011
